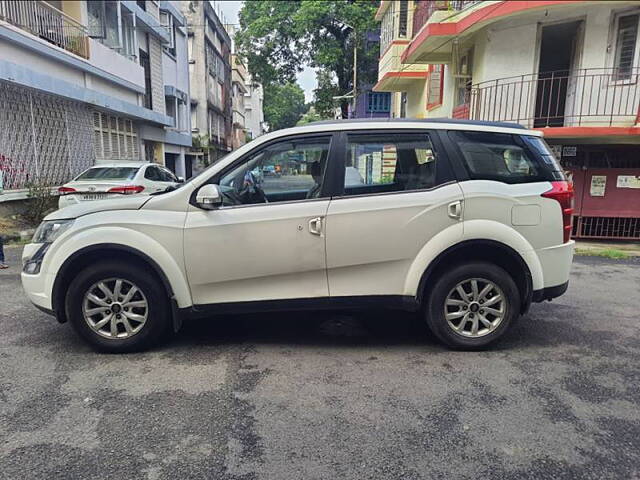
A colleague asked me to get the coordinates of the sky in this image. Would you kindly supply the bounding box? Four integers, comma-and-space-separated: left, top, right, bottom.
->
215, 0, 317, 102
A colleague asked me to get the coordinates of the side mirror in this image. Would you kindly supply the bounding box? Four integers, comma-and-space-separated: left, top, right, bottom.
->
196, 184, 222, 210
177, 176, 185, 183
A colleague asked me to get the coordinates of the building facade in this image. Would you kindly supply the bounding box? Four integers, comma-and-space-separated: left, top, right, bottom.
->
244, 78, 266, 141
0, 0, 191, 200
180, 0, 232, 167
375, 0, 640, 240
230, 54, 248, 150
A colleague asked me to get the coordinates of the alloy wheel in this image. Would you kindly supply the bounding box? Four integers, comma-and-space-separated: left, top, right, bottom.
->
82, 278, 148, 339
444, 278, 506, 338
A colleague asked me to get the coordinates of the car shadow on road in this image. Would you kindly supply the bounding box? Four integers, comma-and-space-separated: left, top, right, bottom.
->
169, 309, 439, 350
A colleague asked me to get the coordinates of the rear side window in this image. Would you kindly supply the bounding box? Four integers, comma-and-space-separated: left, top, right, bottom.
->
450, 131, 561, 184
342, 133, 447, 196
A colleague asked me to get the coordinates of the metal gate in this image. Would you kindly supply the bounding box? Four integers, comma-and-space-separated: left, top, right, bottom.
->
0, 81, 95, 190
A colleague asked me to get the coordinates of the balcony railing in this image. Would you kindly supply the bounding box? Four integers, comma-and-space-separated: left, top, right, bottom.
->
0, 0, 89, 59
466, 68, 640, 128
412, 0, 482, 38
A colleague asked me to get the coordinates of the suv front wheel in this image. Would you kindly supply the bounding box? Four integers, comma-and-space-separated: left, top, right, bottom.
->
426, 262, 520, 349
65, 260, 171, 352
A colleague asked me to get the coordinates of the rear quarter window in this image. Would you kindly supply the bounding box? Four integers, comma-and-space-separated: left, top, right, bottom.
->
449, 131, 563, 184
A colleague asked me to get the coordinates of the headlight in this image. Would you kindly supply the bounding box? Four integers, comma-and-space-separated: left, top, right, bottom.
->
32, 219, 74, 244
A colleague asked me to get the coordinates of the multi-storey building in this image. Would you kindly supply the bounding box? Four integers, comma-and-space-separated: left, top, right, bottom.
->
230, 54, 248, 149
180, 0, 232, 166
244, 78, 266, 141
375, 0, 640, 241
0, 0, 191, 202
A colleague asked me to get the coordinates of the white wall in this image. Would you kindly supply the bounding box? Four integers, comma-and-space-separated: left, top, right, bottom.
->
89, 39, 144, 88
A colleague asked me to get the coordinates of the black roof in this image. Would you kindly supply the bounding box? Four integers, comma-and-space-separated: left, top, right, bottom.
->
308, 118, 527, 130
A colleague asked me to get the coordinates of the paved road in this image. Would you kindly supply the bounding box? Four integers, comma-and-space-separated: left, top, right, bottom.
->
1, 246, 639, 480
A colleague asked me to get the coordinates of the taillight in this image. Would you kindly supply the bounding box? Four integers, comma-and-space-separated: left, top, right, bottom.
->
58, 186, 77, 195
542, 181, 574, 243
108, 185, 145, 195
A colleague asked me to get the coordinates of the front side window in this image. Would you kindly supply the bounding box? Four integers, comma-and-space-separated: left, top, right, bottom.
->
217, 137, 331, 206
342, 133, 439, 196
451, 131, 550, 183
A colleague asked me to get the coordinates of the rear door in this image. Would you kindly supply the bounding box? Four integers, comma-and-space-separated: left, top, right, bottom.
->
143, 165, 170, 193
324, 129, 463, 298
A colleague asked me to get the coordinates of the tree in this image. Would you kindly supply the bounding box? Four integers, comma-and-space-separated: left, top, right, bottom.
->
236, 0, 379, 119
263, 82, 306, 131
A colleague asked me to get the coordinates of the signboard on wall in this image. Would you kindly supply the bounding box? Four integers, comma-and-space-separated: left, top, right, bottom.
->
616, 175, 640, 189
562, 146, 577, 157
590, 175, 607, 197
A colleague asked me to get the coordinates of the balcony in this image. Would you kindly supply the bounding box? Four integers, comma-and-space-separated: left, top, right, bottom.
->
412, 0, 481, 38
464, 68, 640, 132
0, 0, 89, 59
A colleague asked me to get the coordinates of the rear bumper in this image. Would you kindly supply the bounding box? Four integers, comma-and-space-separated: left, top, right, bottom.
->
535, 240, 574, 288
532, 281, 569, 303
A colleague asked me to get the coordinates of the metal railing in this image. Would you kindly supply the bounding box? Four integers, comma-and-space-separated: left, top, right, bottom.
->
0, 0, 89, 59
412, 0, 482, 38
467, 68, 640, 128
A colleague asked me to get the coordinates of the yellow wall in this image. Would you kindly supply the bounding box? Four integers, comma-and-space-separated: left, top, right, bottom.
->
61, 0, 83, 23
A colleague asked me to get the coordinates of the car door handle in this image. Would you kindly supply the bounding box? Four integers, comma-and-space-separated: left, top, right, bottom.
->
308, 217, 323, 236
448, 201, 462, 220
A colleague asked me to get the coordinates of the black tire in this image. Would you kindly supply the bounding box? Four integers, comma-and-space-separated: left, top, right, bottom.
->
65, 260, 171, 353
426, 262, 520, 349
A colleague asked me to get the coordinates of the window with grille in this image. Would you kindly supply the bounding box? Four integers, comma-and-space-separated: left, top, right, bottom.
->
93, 112, 139, 161
614, 14, 639, 80
380, 4, 394, 54
367, 92, 391, 113
398, 0, 409, 38
161, 12, 176, 57
428, 65, 444, 108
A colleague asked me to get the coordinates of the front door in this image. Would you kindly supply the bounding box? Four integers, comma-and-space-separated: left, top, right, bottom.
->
325, 130, 463, 298
184, 135, 334, 306
534, 21, 582, 127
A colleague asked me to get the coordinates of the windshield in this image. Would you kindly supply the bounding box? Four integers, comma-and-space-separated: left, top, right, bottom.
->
75, 167, 139, 181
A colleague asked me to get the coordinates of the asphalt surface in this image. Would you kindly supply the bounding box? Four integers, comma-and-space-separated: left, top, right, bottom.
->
1, 246, 639, 480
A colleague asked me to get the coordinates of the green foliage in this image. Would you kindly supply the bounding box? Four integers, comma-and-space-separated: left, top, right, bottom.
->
24, 181, 56, 224
237, 0, 380, 119
296, 106, 326, 126
263, 82, 307, 130
313, 69, 341, 119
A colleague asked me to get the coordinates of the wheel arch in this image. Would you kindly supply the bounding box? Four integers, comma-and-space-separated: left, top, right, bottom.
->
52, 244, 184, 330
415, 240, 536, 314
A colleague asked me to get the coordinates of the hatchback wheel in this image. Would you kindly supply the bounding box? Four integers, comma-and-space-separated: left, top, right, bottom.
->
426, 262, 520, 349
66, 261, 171, 352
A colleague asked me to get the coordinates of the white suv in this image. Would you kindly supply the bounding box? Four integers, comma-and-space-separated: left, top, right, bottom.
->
21, 120, 574, 352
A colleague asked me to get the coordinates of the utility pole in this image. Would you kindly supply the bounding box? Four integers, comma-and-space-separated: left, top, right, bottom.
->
352, 34, 357, 118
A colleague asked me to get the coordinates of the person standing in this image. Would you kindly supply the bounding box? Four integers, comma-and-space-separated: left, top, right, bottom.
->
0, 168, 6, 268
0, 235, 7, 269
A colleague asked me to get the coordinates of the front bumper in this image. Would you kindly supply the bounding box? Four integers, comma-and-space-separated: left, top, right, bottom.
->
21, 243, 55, 314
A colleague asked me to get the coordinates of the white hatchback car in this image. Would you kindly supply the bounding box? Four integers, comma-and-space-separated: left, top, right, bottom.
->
22, 119, 574, 352
57, 162, 181, 209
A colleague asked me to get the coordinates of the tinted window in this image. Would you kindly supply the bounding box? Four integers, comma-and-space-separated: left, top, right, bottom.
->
342, 133, 439, 196
158, 167, 177, 182
450, 131, 558, 184
144, 166, 161, 181
218, 137, 331, 206
76, 167, 139, 181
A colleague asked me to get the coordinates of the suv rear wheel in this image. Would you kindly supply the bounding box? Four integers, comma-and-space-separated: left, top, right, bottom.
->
426, 262, 520, 349
65, 260, 171, 352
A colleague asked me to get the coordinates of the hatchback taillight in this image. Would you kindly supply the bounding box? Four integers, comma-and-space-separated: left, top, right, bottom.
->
108, 185, 145, 195
58, 186, 77, 195
542, 181, 574, 243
